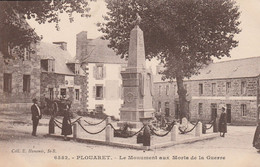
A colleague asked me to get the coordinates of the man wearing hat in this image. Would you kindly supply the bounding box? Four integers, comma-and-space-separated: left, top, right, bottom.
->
31, 98, 42, 136
219, 106, 227, 137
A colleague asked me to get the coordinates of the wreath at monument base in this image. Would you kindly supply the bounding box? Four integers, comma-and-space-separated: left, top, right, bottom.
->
114, 122, 135, 138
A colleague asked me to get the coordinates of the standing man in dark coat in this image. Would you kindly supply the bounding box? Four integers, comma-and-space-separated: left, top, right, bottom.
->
219, 106, 227, 137
31, 98, 42, 136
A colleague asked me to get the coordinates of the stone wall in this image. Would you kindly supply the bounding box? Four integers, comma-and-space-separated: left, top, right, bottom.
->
153, 77, 258, 125
40, 72, 88, 112
0, 43, 41, 112
188, 77, 258, 125
189, 78, 258, 97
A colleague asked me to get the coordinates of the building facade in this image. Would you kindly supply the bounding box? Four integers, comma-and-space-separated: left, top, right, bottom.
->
39, 42, 88, 112
0, 42, 41, 112
153, 57, 260, 125
153, 75, 176, 119
76, 31, 127, 118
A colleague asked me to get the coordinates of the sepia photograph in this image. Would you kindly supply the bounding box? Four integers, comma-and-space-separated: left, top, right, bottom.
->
0, 0, 260, 167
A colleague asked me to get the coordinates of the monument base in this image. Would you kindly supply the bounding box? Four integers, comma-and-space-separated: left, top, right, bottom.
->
118, 108, 155, 128
117, 121, 144, 129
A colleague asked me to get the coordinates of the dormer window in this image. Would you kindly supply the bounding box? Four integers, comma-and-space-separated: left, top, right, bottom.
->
41, 59, 55, 72
66, 63, 80, 75
75, 63, 80, 75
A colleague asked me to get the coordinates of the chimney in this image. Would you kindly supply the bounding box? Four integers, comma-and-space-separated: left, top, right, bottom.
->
53, 41, 67, 51
76, 31, 88, 60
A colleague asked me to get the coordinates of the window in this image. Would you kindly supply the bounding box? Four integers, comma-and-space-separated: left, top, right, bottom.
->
166, 85, 169, 95
10, 46, 30, 60
226, 82, 231, 94
75, 89, 80, 101
96, 85, 103, 99
95, 104, 103, 113
49, 88, 54, 100
75, 64, 80, 74
212, 83, 216, 95
23, 75, 30, 93
198, 103, 203, 115
49, 60, 55, 72
23, 47, 31, 60
241, 104, 247, 116
60, 88, 66, 98
3, 73, 12, 93
241, 81, 246, 95
159, 85, 162, 96
97, 66, 103, 78
41, 59, 55, 72
94, 65, 105, 79
199, 84, 203, 95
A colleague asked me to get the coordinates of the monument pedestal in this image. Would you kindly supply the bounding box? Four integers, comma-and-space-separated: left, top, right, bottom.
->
118, 22, 155, 128
118, 108, 154, 128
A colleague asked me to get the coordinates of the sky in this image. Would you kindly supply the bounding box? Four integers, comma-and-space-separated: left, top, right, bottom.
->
27, 0, 260, 71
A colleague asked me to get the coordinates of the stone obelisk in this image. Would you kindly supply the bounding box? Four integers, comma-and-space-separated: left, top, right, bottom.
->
119, 14, 155, 128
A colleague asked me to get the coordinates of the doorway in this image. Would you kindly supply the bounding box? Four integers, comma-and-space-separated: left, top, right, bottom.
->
226, 104, 231, 123
175, 103, 180, 119
211, 103, 217, 120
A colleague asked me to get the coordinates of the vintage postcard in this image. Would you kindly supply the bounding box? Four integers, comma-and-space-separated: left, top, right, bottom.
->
0, 0, 260, 167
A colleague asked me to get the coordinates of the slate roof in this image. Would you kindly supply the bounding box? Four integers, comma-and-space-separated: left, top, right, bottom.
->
154, 56, 260, 83
38, 42, 84, 75
86, 37, 127, 64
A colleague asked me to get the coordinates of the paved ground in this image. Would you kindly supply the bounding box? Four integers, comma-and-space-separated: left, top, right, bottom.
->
0, 110, 260, 167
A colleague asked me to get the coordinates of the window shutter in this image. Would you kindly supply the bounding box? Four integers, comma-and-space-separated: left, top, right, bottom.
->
103, 86, 106, 99
93, 66, 97, 79
103, 66, 106, 79
93, 86, 96, 98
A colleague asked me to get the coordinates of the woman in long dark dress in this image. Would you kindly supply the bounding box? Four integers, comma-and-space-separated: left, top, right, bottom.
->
61, 103, 72, 141
219, 106, 227, 137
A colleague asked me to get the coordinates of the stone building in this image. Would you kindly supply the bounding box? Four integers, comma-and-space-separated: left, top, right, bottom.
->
0, 42, 41, 112
39, 42, 88, 112
153, 74, 176, 119
0, 15, 41, 112
76, 31, 127, 118
154, 57, 260, 125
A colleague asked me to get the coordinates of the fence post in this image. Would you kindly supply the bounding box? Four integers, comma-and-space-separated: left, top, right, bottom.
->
106, 117, 113, 142
171, 125, 178, 142
73, 122, 78, 140
195, 121, 202, 137
49, 117, 55, 134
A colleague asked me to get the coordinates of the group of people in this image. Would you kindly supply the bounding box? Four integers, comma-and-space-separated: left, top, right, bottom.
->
30, 97, 260, 151
31, 98, 72, 140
